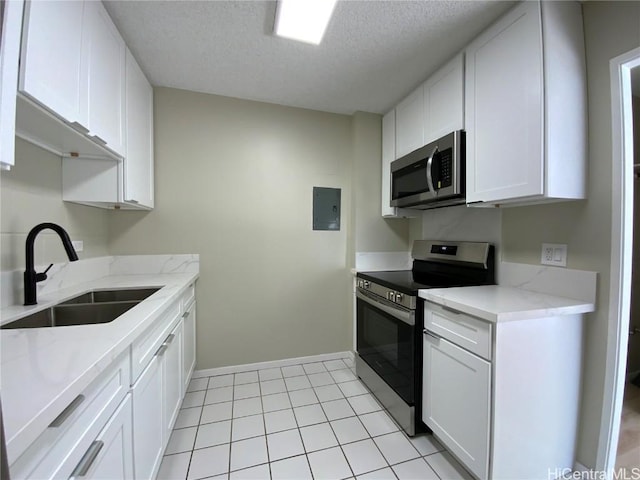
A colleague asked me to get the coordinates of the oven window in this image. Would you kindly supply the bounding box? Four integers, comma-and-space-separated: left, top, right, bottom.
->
357, 296, 415, 404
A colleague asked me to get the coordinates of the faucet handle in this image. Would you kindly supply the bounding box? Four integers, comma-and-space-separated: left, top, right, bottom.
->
35, 264, 54, 282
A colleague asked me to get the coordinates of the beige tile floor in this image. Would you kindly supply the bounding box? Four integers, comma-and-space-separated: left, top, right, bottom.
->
616, 381, 640, 470
158, 356, 473, 480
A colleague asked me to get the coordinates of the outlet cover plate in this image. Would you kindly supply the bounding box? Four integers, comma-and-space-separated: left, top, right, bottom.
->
541, 243, 567, 267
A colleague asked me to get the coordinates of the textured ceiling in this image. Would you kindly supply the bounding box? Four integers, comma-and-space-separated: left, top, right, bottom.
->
104, 0, 516, 115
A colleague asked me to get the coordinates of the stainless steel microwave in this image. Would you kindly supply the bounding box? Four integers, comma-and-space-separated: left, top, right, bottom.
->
390, 130, 465, 210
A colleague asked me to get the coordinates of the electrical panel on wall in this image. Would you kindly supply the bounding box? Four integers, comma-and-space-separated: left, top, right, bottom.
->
313, 187, 341, 231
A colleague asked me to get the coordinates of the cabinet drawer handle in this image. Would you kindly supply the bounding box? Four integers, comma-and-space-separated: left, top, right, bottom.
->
441, 305, 461, 315
70, 440, 104, 477
127, 199, 139, 204
49, 394, 85, 428
423, 330, 440, 341
155, 343, 168, 357
182, 311, 189, 318
164, 333, 175, 345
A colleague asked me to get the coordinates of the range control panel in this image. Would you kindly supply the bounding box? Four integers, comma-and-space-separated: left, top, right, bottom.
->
357, 279, 415, 310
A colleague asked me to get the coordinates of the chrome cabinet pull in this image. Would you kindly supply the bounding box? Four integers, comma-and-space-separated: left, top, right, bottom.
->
70, 440, 104, 477
164, 333, 175, 345
441, 305, 462, 315
49, 394, 85, 428
182, 311, 190, 318
127, 199, 139, 204
423, 330, 440, 341
155, 343, 168, 357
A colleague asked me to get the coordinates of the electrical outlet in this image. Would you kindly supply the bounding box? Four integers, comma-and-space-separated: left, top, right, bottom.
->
541, 243, 567, 267
72, 240, 84, 252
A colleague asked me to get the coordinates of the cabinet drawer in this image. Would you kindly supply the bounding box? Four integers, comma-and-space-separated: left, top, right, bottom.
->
131, 300, 180, 383
181, 283, 195, 310
10, 350, 130, 479
425, 302, 492, 360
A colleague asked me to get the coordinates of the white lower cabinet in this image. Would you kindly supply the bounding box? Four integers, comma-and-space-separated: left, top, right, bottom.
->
422, 333, 490, 479
422, 300, 584, 480
163, 321, 183, 443
75, 394, 134, 480
132, 355, 164, 480
182, 301, 197, 394
8, 286, 198, 480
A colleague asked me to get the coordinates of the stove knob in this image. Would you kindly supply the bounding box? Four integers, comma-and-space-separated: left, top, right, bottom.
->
387, 291, 395, 301
395, 293, 404, 303
363, 281, 370, 289
358, 280, 364, 288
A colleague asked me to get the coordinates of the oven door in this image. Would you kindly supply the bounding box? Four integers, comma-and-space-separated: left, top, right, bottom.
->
356, 289, 415, 405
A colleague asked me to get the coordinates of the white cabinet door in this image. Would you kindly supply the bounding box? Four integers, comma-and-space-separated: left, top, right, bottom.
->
81, 0, 126, 156
395, 87, 424, 158
423, 332, 490, 480
124, 49, 154, 208
132, 354, 164, 480
381, 110, 396, 217
465, 0, 543, 204
423, 53, 464, 144
19, 0, 86, 128
182, 304, 197, 394
0, 0, 24, 170
163, 321, 183, 444
75, 395, 134, 480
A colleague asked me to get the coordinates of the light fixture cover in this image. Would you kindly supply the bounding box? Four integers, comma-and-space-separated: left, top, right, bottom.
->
274, 0, 338, 45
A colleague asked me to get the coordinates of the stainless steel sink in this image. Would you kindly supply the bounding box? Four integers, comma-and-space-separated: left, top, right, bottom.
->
59, 288, 160, 305
1, 288, 160, 329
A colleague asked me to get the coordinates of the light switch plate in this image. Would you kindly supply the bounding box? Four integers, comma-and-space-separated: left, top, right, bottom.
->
541, 243, 567, 267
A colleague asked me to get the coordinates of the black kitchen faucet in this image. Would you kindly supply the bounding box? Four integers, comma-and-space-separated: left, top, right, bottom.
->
23, 223, 79, 305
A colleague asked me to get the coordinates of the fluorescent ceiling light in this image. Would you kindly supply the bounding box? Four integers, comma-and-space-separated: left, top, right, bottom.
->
274, 0, 338, 45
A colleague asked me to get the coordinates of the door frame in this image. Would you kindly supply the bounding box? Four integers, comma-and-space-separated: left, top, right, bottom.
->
599, 46, 640, 473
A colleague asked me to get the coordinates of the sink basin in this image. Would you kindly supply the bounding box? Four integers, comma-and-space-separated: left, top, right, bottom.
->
1, 288, 161, 329
59, 288, 160, 305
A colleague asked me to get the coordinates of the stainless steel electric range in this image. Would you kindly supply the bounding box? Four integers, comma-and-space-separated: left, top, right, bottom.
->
355, 240, 495, 436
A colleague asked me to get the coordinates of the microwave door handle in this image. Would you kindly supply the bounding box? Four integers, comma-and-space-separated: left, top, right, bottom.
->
425, 146, 438, 197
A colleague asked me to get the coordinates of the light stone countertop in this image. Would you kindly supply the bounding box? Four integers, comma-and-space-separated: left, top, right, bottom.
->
419, 285, 595, 323
0, 272, 198, 463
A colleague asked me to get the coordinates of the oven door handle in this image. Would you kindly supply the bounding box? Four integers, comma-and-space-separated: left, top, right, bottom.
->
357, 290, 415, 326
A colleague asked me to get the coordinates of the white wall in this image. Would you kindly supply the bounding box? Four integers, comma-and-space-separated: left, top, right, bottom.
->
108, 88, 412, 369
0, 139, 110, 273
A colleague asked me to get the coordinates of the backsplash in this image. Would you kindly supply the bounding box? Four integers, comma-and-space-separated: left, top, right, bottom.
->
0, 254, 200, 309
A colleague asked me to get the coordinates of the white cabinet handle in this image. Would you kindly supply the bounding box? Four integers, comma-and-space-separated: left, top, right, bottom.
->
70, 440, 104, 477
441, 305, 461, 315
127, 199, 139, 204
49, 394, 85, 427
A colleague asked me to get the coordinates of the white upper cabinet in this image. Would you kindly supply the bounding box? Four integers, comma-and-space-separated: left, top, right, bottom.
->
62, 49, 154, 210
394, 53, 464, 161
19, 0, 86, 128
423, 53, 464, 145
0, 0, 24, 170
395, 87, 424, 158
17, 0, 127, 159
82, 0, 126, 156
381, 110, 414, 218
124, 48, 154, 208
465, 0, 586, 206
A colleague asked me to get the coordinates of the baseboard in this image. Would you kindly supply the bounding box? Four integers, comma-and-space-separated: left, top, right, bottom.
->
193, 350, 355, 378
